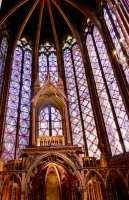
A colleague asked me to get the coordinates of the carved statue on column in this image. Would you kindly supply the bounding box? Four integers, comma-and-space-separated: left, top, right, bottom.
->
98, 142, 108, 167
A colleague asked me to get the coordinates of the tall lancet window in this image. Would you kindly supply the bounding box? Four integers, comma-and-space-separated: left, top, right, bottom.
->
38, 42, 58, 86
0, 23, 9, 98
107, 4, 129, 56
38, 106, 63, 137
62, 35, 100, 158
114, 0, 129, 20
3, 37, 32, 162
104, 6, 129, 84
85, 19, 129, 155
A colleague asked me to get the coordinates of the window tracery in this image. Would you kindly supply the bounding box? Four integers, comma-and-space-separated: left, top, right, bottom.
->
85, 19, 129, 155
3, 37, 32, 162
38, 42, 58, 87
114, 0, 129, 20
38, 105, 63, 137
2, 182, 21, 200
1, 7, 129, 163
63, 35, 100, 158
0, 23, 9, 98
86, 175, 103, 200
104, 6, 129, 84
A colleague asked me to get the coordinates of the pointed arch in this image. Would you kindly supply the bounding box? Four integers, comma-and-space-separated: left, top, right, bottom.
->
38, 41, 58, 86
103, 5, 129, 86
26, 152, 84, 190
0, 22, 10, 98
38, 105, 63, 137
31, 76, 71, 145
85, 170, 108, 200
84, 18, 129, 155
2, 173, 21, 200
62, 34, 100, 158
2, 173, 21, 189
2, 36, 33, 162
106, 170, 129, 200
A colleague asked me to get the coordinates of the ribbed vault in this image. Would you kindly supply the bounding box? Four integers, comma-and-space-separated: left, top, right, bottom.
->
0, 0, 101, 46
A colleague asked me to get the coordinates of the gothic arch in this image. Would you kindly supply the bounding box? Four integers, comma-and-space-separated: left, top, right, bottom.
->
85, 170, 108, 200
25, 152, 84, 190
106, 170, 129, 200
85, 170, 106, 187
2, 173, 21, 189
2, 173, 21, 200
31, 75, 71, 145
106, 169, 128, 188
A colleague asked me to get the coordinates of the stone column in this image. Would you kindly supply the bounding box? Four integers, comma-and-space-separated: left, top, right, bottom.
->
32, 102, 36, 145
0, 193, 2, 200
21, 192, 26, 200
111, 5, 129, 45
64, 103, 72, 144
80, 189, 87, 200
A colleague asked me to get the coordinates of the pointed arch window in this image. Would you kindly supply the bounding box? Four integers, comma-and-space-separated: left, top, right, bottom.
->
114, 0, 129, 20
38, 42, 58, 86
38, 105, 63, 137
62, 35, 100, 158
104, 5, 129, 84
0, 23, 9, 98
107, 3, 129, 56
86, 175, 103, 200
85, 19, 129, 155
3, 37, 32, 162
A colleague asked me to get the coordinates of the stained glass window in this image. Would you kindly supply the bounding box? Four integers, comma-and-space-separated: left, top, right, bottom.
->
0, 24, 8, 97
63, 35, 100, 158
85, 19, 129, 155
107, 4, 129, 56
115, 0, 129, 19
39, 42, 58, 86
93, 26, 129, 152
104, 7, 129, 85
38, 105, 63, 137
3, 37, 32, 162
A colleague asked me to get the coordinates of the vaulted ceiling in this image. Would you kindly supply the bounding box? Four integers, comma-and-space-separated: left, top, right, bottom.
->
0, 0, 100, 45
